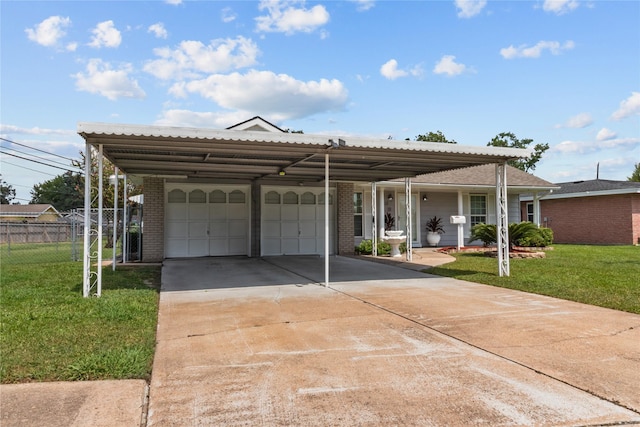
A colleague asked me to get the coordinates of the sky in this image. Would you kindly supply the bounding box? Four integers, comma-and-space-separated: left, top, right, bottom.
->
1, 0, 639, 204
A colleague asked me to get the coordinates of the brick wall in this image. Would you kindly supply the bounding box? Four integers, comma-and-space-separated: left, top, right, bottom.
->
142, 177, 165, 262
632, 194, 640, 245
540, 194, 636, 244
337, 182, 355, 255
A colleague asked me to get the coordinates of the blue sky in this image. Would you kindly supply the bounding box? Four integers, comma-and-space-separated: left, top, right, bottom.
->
1, 0, 639, 203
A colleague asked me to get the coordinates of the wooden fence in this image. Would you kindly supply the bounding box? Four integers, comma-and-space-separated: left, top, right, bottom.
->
0, 222, 73, 244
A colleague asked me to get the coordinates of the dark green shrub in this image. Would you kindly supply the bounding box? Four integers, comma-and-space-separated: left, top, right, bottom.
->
355, 239, 403, 255
469, 222, 553, 248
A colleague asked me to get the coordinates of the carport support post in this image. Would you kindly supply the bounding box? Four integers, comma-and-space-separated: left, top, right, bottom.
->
82, 144, 92, 297
371, 182, 377, 257
123, 175, 128, 263
405, 178, 412, 262
112, 167, 118, 271
97, 144, 103, 295
324, 152, 329, 287
496, 162, 510, 277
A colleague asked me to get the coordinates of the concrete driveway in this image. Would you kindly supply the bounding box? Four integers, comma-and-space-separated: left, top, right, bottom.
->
149, 256, 640, 426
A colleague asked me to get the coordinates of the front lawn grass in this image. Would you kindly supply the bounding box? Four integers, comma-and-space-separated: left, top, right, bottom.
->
0, 262, 160, 383
426, 244, 640, 314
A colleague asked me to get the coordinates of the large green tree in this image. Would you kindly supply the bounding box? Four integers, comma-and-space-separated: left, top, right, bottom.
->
628, 162, 640, 182
487, 132, 549, 172
415, 131, 457, 144
31, 171, 84, 211
1, 178, 16, 204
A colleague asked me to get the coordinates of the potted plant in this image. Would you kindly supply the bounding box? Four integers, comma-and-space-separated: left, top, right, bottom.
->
425, 216, 445, 246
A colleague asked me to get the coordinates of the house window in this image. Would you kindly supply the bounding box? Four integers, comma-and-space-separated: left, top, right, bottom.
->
470, 195, 487, 226
526, 203, 534, 222
353, 192, 363, 237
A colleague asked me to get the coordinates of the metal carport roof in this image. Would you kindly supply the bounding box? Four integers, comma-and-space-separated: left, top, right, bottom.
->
77, 122, 530, 181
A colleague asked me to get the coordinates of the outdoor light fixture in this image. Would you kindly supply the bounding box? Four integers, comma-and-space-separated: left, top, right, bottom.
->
422, 194, 428, 201
278, 170, 286, 176
388, 194, 393, 201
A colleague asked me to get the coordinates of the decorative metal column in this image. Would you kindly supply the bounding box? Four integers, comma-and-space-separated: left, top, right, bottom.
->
82, 145, 104, 297
371, 182, 377, 256
405, 177, 412, 262
495, 162, 510, 277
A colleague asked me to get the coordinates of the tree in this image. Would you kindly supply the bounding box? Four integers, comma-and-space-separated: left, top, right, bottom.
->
628, 163, 640, 182
31, 171, 84, 211
487, 132, 549, 173
415, 130, 457, 144
1, 179, 16, 204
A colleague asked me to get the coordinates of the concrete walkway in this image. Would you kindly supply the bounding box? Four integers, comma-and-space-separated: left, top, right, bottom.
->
147, 255, 640, 426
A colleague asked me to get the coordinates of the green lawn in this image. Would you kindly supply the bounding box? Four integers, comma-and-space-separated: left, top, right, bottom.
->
426, 244, 640, 314
0, 261, 160, 383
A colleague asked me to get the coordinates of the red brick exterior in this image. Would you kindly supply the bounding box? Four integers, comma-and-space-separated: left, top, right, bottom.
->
142, 177, 165, 262
337, 182, 355, 255
540, 193, 640, 245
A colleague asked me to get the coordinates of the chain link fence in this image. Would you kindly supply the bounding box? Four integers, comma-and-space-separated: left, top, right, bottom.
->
0, 208, 142, 266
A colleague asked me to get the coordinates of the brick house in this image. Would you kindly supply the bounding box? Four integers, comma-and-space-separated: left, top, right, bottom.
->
521, 179, 640, 245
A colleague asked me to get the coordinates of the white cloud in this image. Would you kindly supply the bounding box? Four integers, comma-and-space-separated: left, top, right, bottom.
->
144, 37, 260, 80
433, 55, 470, 77
73, 59, 146, 101
500, 40, 575, 59
543, 0, 579, 15
380, 59, 422, 80
88, 20, 122, 48
165, 0, 182, 4
25, 16, 71, 48
221, 7, 237, 23
611, 91, 640, 121
454, 0, 487, 18
596, 128, 616, 141
256, 0, 330, 34
351, 0, 375, 12
0, 124, 76, 136
555, 112, 593, 129
553, 137, 640, 154
169, 70, 348, 120
148, 23, 168, 39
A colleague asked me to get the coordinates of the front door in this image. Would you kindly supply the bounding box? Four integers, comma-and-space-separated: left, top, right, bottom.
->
397, 194, 420, 247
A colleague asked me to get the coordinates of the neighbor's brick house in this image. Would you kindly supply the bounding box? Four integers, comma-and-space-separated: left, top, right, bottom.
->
521, 179, 640, 245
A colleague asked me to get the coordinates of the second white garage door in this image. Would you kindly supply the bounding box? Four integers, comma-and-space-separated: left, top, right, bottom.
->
261, 186, 335, 256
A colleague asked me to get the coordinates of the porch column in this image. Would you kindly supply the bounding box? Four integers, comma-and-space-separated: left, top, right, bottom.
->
496, 162, 510, 277
457, 190, 464, 250
533, 192, 541, 227
405, 177, 412, 262
378, 187, 385, 238
371, 182, 377, 256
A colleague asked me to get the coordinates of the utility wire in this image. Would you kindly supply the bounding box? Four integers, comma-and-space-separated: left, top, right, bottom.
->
1, 160, 60, 176
0, 146, 79, 170
0, 137, 77, 163
0, 150, 84, 174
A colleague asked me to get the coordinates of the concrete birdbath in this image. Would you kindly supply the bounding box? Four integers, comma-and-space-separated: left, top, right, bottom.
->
383, 230, 405, 257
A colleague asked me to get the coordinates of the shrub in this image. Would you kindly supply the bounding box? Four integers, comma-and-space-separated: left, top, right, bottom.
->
469, 222, 553, 248
355, 239, 405, 255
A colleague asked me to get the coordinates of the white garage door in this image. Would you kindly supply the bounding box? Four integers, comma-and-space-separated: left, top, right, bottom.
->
165, 184, 250, 258
261, 186, 335, 256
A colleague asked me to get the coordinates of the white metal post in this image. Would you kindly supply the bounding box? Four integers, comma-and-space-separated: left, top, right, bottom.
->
371, 182, 377, 257
496, 162, 510, 277
97, 144, 103, 296
405, 177, 412, 262
112, 167, 118, 271
82, 145, 92, 297
123, 175, 128, 263
324, 152, 329, 287
457, 190, 464, 251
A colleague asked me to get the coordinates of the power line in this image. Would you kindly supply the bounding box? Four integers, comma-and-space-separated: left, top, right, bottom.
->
1, 161, 58, 177
0, 150, 83, 174
0, 146, 79, 170
0, 137, 78, 163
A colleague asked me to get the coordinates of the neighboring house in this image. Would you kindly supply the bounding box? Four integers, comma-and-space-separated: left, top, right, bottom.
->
78, 117, 530, 262
354, 164, 558, 248
521, 179, 640, 245
0, 204, 62, 222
